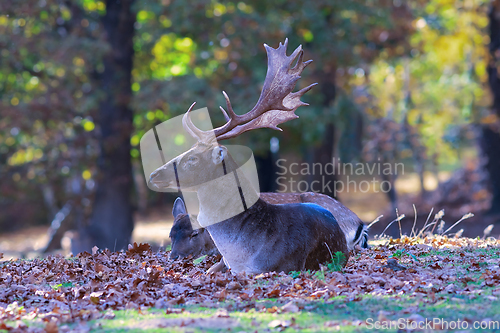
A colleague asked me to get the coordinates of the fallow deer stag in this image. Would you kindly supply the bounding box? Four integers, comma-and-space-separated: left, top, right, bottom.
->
169, 193, 367, 260
150, 39, 350, 274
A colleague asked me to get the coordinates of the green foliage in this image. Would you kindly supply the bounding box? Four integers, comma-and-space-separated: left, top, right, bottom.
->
391, 248, 419, 261
365, 0, 490, 165
392, 249, 404, 258
132, 0, 415, 155
192, 255, 206, 265
314, 270, 325, 281
50, 282, 74, 290
327, 251, 347, 272
0, 0, 491, 228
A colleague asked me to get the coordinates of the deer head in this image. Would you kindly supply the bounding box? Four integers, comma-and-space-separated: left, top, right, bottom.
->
169, 197, 218, 259
148, 39, 317, 192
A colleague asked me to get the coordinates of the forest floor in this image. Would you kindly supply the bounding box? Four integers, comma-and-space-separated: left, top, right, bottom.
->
1, 236, 500, 332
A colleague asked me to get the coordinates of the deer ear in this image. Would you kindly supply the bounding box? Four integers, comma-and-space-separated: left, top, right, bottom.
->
211, 146, 227, 165
172, 197, 187, 218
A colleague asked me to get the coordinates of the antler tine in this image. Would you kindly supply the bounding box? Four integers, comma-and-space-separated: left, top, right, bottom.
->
219, 106, 230, 122
287, 43, 303, 70
287, 83, 318, 104
291, 48, 304, 71
213, 91, 245, 137
182, 102, 216, 143
281, 37, 289, 49
181, 102, 200, 140
291, 49, 313, 74
222, 91, 238, 120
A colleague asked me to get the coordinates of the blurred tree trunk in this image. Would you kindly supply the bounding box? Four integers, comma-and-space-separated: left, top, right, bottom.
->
75, 0, 136, 251
310, 69, 338, 198
484, 1, 500, 216
256, 151, 278, 193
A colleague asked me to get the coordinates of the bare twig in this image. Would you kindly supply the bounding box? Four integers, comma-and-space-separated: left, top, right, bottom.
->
324, 242, 334, 261
368, 215, 384, 229
417, 207, 434, 238
443, 213, 474, 235
483, 224, 494, 239
437, 221, 445, 235
420, 221, 437, 235
380, 214, 406, 238
397, 208, 402, 239
430, 209, 445, 234
411, 204, 417, 238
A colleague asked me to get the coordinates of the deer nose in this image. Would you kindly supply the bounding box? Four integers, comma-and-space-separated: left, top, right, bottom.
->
149, 170, 158, 181
149, 166, 174, 189
149, 169, 163, 185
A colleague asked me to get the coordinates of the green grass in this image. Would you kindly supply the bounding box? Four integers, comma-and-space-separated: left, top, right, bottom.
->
418, 247, 500, 258
71, 291, 500, 332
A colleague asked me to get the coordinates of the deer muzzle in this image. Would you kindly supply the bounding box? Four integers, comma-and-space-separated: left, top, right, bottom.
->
149, 164, 175, 189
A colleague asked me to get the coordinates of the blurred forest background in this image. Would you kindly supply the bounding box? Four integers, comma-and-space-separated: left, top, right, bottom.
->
1, 0, 500, 258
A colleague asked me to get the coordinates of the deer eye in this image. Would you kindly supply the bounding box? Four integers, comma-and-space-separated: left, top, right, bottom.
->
190, 231, 199, 238
183, 155, 199, 169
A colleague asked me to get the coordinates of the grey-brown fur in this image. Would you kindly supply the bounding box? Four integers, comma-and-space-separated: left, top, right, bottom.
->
206, 198, 348, 273
169, 193, 367, 261
169, 198, 219, 260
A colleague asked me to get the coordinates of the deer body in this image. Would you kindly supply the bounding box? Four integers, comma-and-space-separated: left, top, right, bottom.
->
149, 39, 354, 274
192, 161, 348, 273
169, 192, 367, 261
206, 199, 347, 273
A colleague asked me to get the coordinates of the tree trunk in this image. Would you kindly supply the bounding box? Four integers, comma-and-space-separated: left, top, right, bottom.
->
255, 150, 278, 193
484, 1, 500, 216
481, 126, 500, 215
78, 0, 136, 251
310, 69, 338, 198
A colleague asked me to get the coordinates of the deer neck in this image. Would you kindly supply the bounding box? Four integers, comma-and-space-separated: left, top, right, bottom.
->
196, 167, 259, 227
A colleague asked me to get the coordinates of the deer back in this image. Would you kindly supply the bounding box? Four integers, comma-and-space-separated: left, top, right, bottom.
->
205, 198, 349, 274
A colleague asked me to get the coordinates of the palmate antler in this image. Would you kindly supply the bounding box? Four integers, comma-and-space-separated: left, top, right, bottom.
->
183, 39, 317, 143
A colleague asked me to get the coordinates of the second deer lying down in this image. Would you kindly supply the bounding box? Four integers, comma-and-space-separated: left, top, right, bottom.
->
169, 193, 368, 260
150, 39, 349, 274
169, 197, 220, 260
